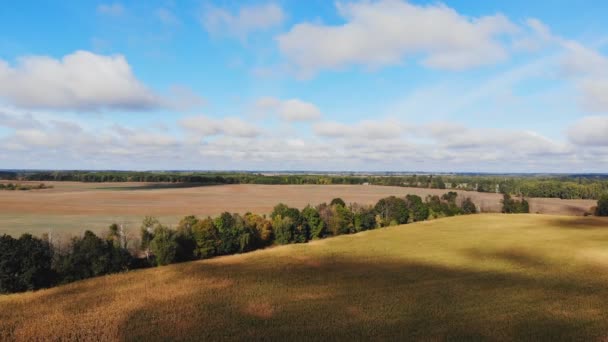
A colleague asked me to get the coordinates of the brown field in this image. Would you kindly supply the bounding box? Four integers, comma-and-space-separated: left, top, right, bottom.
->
0, 181, 597, 236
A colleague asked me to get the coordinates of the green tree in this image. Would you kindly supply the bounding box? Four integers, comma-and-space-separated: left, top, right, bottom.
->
596, 194, 608, 216
175, 215, 198, 262
272, 215, 294, 244
352, 204, 376, 232
374, 196, 409, 227
140, 216, 160, 261
192, 217, 219, 258
150, 226, 178, 266
405, 194, 429, 222
57, 231, 131, 283
461, 198, 477, 214
0, 234, 55, 293
302, 205, 325, 239
330, 198, 346, 207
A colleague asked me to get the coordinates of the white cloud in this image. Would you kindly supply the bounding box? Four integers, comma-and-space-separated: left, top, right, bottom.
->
179, 115, 261, 138
560, 41, 608, 112
255, 97, 321, 122
568, 116, 608, 146
201, 3, 285, 38
97, 3, 125, 16
314, 119, 404, 140
277, 0, 518, 76
0, 50, 159, 111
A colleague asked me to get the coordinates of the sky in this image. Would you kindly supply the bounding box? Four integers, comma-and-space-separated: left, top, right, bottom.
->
0, 0, 607, 172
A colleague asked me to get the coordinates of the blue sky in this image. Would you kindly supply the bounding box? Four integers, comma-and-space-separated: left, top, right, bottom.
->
0, 0, 607, 172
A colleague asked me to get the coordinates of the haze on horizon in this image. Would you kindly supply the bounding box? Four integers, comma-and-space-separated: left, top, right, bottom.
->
0, 0, 607, 173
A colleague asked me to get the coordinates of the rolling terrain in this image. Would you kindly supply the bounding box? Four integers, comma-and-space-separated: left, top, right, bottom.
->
2, 214, 608, 340
0, 181, 597, 236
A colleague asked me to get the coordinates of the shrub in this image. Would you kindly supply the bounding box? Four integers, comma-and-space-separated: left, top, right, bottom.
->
596, 195, 608, 216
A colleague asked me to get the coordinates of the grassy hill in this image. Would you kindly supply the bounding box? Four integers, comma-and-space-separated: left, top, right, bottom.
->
2, 214, 608, 340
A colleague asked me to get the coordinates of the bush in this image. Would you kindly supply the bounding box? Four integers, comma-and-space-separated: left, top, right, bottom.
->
596, 195, 608, 216
461, 198, 477, 214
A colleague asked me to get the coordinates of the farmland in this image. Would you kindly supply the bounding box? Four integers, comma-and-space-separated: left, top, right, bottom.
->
0, 181, 596, 236
2, 214, 608, 340
0, 182, 595, 236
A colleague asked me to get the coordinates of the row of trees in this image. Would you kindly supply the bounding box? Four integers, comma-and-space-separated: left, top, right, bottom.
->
5, 171, 608, 200
0, 193, 477, 294
140, 193, 477, 266
0, 183, 51, 191
0, 229, 133, 294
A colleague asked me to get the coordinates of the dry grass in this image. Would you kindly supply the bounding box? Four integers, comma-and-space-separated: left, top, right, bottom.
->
2, 214, 608, 340
0, 182, 597, 236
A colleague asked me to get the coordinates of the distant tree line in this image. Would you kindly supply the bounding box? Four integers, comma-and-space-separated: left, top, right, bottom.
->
4, 171, 608, 200
0, 183, 52, 191
0, 192, 477, 294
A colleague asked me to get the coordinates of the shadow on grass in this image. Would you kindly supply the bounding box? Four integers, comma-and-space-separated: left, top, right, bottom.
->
114, 253, 608, 341
466, 248, 550, 270
548, 217, 608, 230
95, 183, 222, 191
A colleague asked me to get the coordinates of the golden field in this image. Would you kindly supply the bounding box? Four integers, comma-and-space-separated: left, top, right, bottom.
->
2, 214, 608, 340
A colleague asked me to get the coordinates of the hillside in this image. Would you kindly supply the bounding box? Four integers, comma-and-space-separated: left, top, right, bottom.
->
2, 214, 608, 340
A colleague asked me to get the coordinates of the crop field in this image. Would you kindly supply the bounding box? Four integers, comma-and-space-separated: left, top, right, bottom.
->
0, 181, 596, 236
1, 214, 608, 340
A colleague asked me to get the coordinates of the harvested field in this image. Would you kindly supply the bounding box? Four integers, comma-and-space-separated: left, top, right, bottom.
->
0, 181, 597, 236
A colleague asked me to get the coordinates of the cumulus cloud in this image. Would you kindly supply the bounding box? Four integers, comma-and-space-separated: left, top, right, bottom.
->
201, 3, 285, 38
568, 116, 608, 146
255, 97, 321, 122
0, 50, 159, 111
97, 3, 125, 16
179, 115, 261, 138
277, 0, 518, 76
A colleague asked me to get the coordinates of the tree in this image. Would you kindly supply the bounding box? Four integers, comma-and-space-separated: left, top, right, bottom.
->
461, 198, 477, 214
57, 231, 131, 283
374, 196, 409, 227
405, 194, 429, 222
150, 226, 178, 266
0, 234, 55, 293
596, 194, 608, 216
175, 215, 198, 262
192, 217, 219, 258
140, 216, 160, 261
273, 215, 294, 244
501, 194, 529, 214
271, 204, 307, 242
214, 212, 239, 255
244, 213, 273, 246
352, 204, 376, 232
330, 198, 346, 207
328, 203, 353, 235
302, 205, 325, 239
